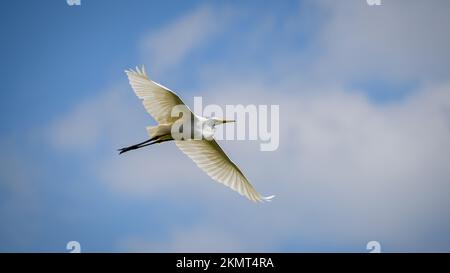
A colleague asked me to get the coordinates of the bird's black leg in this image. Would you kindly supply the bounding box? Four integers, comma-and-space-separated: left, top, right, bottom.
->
132, 138, 173, 149
120, 138, 173, 153
118, 136, 159, 154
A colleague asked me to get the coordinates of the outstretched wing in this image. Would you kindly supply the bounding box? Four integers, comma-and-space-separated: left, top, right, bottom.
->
125, 66, 188, 124
175, 139, 274, 202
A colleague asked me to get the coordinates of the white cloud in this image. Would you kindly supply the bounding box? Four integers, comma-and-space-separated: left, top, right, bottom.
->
164, 76, 450, 250
54, 77, 450, 251
140, 5, 230, 75
309, 0, 450, 83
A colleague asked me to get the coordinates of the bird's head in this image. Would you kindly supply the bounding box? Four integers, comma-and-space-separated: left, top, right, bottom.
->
210, 117, 235, 127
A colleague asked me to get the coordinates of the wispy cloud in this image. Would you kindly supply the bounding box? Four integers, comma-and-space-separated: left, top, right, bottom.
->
309, 0, 450, 83
140, 5, 231, 76
49, 75, 450, 251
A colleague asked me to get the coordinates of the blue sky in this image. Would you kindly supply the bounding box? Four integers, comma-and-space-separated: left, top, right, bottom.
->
1, 0, 450, 252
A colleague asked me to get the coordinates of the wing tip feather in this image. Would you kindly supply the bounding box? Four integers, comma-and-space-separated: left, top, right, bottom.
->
124, 65, 147, 77
257, 194, 275, 202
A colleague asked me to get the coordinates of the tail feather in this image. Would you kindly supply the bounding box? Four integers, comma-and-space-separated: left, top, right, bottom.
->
147, 126, 158, 138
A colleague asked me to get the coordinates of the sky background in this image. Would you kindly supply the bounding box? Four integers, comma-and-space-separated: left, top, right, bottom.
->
1, 0, 450, 252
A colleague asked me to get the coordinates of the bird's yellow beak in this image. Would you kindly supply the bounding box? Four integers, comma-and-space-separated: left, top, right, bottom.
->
221, 119, 235, 124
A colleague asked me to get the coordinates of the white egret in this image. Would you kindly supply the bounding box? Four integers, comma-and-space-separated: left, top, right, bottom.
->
119, 66, 274, 202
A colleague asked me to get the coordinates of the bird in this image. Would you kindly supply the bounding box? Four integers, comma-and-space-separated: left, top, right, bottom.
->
118, 65, 274, 202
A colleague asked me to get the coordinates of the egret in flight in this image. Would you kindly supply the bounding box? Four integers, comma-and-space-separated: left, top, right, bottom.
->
118, 66, 274, 202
